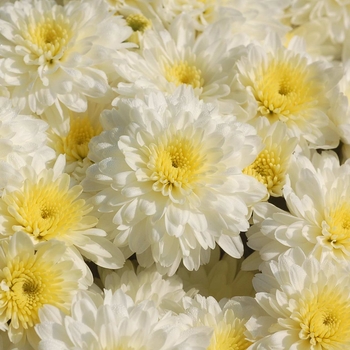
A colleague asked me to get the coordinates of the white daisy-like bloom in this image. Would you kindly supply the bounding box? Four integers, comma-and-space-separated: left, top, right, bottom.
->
286, 0, 350, 44
176, 246, 256, 300
83, 87, 267, 274
243, 119, 298, 197
248, 248, 350, 349
243, 150, 350, 270
0, 96, 54, 190
234, 34, 341, 148
115, 14, 250, 116
0, 232, 82, 348
0, 155, 124, 270
36, 288, 212, 350
0, 0, 133, 115
183, 294, 261, 350
99, 260, 193, 315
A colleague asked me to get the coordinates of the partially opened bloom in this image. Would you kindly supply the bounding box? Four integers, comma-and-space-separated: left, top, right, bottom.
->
0, 0, 132, 115
0, 232, 82, 347
84, 87, 267, 274
36, 289, 211, 350
248, 249, 350, 349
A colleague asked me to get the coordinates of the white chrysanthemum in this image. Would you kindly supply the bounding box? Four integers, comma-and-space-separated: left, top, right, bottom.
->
99, 260, 192, 315
235, 35, 341, 148
36, 288, 211, 350
0, 155, 124, 269
284, 19, 342, 61
102, 0, 165, 47
47, 100, 106, 183
286, 0, 350, 44
183, 294, 261, 350
0, 97, 54, 190
152, 0, 288, 33
176, 246, 256, 300
83, 87, 267, 274
243, 119, 297, 197
243, 117, 297, 197
115, 15, 250, 116
244, 150, 350, 270
0, 0, 133, 115
248, 249, 350, 349
0, 232, 82, 347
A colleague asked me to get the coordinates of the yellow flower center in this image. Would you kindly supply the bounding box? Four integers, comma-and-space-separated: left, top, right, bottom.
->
326, 202, 350, 247
0, 255, 66, 329
25, 14, 71, 61
298, 289, 350, 347
3, 174, 95, 240
152, 136, 203, 187
165, 61, 204, 89
243, 148, 284, 195
126, 13, 151, 32
63, 116, 102, 161
148, 132, 207, 199
208, 319, 252, 350
253, 57, 319, 119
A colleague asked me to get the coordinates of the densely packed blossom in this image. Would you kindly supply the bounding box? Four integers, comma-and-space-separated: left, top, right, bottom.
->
83, 86, 267, 274
1, 0, 350, 348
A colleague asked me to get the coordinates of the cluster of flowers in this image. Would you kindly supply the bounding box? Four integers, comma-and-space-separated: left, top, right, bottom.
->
0, 0, 350, 348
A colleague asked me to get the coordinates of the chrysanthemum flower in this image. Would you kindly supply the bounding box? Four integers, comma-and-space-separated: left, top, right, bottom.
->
248, 249, 350, 349
235, 35, 341, 148
183, 294, 260, 350
286, 0, 350, 44
244, 150, 350, 270
0, 0, 133, 115
243, 119, 298, 197
47, 100, 106, 182
115, 15, 250, 115
83, 87, 267, 274
0, 232, 82, 347
36, 289, 211, 350
99, 260, 192, 315
0, 96, 54, 190
0, 155, 124, 269
151, 0, 287, 33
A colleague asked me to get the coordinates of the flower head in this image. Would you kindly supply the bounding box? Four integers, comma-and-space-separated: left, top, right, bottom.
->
235, 35, 341, 148
0, 232, 81, 347
84, 87, 267, 274
0, 155, 124, 269
0, 0, 132, 114
249, 249, 350, 349
243, 119, 297, 197
36, 288, 211, 350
